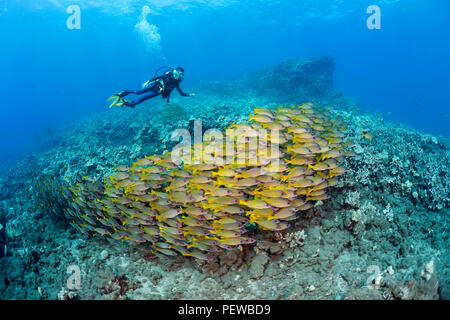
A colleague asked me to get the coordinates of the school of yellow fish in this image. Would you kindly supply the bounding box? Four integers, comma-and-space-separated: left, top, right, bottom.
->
63, 103, 352, 260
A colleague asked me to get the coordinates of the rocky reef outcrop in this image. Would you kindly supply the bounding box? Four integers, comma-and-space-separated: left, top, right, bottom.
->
200, 56, 336, 101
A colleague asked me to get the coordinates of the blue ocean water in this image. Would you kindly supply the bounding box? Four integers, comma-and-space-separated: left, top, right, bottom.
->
1, 0, 449, 167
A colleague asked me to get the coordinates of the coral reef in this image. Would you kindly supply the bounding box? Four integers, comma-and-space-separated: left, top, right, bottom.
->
0, 57, 448, 300
0, 178, 10, 200
0, 202, 6, 258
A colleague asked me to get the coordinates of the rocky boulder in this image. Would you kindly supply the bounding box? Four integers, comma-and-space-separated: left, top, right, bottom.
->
201, 56, 336, 101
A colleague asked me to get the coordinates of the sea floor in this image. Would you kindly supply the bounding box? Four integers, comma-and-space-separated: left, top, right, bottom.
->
0, 87, 448, 300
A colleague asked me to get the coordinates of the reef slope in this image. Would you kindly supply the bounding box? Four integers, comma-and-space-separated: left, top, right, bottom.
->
0, 56, 448, 300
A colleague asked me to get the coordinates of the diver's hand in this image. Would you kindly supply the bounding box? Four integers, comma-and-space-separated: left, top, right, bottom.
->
189, 93, 195, 97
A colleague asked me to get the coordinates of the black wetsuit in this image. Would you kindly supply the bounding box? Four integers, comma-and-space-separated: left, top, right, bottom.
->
122, 71, 189, 106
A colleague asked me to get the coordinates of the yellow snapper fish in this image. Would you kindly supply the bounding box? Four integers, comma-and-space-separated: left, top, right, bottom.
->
259, 196, 291, 208
286, 145, 313, 155
239, 199, 270, 210
361, 132, 373, 141
249, 114, 274, 123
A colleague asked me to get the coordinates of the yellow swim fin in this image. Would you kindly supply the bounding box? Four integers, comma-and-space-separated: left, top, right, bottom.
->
108, 90, 129, 108
108, 96, 120, 108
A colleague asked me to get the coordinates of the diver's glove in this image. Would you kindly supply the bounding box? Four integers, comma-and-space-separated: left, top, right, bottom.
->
189, 93, 195, 97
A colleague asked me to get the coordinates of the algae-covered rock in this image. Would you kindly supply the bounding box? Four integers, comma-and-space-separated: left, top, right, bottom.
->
249, 252, 270, 280
200, 56, 336, 102
243, 56, 336, 99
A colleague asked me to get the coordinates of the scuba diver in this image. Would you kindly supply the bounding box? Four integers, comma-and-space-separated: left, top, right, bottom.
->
108, 66, 195, 108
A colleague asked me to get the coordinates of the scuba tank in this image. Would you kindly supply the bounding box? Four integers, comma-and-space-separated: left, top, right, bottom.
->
142, 79, 165, 92
142, 66, 174, 89
153, 66, 175, 78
